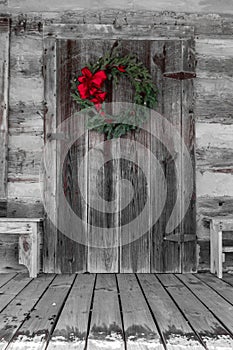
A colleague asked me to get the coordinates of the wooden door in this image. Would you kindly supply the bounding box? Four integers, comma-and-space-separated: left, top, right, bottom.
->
43, 25, 196, 273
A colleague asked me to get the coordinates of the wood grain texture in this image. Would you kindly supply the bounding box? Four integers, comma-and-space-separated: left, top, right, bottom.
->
10, 34, 42, 79
181, 39, 197, 273
151, 40, 183, 273
7, 198, 44, 218
0, 273, 17, 288
157, 274, 233, 349
0, 18, 9, 215
197, 272, 233, 305
137, 274, 204, 349
87, 274, 124, 350
56, 39, 87, 273
6, 274, 75, 350
118, 40, 151, 273
43, 24, 196, 273
197, 171, 233, 197
47, 274, 95, 350
43, 37, 58, 273
117, 274, 164, 350
9, 103, 44, 135
0, 274, 54, 350
84, 40, 119, 273
8, 134, 43, 181
0, 273, 32, 313
3, 10, 233, 272
44, 24, 194, 40
5, 0, 233, 15
2, 273, 233, 348
177, 273, 233, 335
195, 38, 233, 123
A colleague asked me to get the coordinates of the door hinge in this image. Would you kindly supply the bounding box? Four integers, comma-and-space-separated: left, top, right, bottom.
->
163, 71, 196, 80
164, 233, 196, 243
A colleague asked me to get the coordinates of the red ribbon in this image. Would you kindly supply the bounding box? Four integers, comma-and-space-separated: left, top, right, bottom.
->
77, 67, 107, 110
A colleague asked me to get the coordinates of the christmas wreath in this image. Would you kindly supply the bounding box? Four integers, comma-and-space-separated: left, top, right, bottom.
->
72, 42, 157, 138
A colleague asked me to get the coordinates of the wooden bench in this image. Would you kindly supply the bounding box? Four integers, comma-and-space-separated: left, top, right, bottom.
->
208, 217, 233, 278
0, 218, 42, 278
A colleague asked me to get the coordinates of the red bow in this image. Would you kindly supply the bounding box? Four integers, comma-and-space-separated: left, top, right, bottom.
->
77, 67, 107, 110
116, 65, 126, 72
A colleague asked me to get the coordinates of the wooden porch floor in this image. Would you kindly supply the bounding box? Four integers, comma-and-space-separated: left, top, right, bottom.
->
1, 273, 233, 349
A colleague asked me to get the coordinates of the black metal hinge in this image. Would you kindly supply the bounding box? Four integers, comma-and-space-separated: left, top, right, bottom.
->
163, 71, 196, 80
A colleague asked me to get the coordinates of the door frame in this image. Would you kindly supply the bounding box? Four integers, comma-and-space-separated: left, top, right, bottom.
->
42, 23, 196, 273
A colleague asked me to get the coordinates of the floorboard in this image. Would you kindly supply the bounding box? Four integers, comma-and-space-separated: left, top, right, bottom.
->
137, 274, 204, 349
86, 274, 125, 350
196, 272, 233, 305
0, 274, 55, 350
6, 274, 75, 350
157, 274, 233, 349
177, 274, 233, 335
0, 273, 18, 288
47, 274, 95, 350
117, 274, 164, 350
222, 272, 233, 286
1, 273, 233, 350
0, 274, 32, 313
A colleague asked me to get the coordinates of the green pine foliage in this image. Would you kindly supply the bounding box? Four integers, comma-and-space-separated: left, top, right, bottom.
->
71, 45, 157, 138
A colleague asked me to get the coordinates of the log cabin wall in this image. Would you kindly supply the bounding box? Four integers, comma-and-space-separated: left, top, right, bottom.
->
0, 0, 233, 271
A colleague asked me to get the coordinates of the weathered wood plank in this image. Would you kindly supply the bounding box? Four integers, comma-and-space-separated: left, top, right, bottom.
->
118, 40, 151, 273
0, 274, 55, 350
117, 274, 164, 349
0, 220, 37, 234
87, 274, 124, 350
151, 40, 183, 273
10, 14, 43, 36
44, 24, 194, 40
138, 274, 203, 349
196, 272, 233, 305
87, 131, 120, 272
196, 123, 233, 149
0, 18, 9, 214
56, 39, 87, 273
47, 274, 95, 350
7, 182, 42, 199
43, 37, 57, 273
6, 274, 75, 350
157, 274, 233, 349
196, 39, 233, 80
10, 34, 43, 79
4, 1, 233, 16
8, 134, 43, 181
9, 76, 43, 105
195, 78, 233, 124
222, 273, 233, 286
0, 273, 17, 288
197, 171, 233, 197
0, 274, 32, 313
7, 198, 44, 218
198, 196, 233, 221
177, 274, 233, 335
9, 103, 44, 135
181, 38, 196, 273
196, 147, 233, 170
